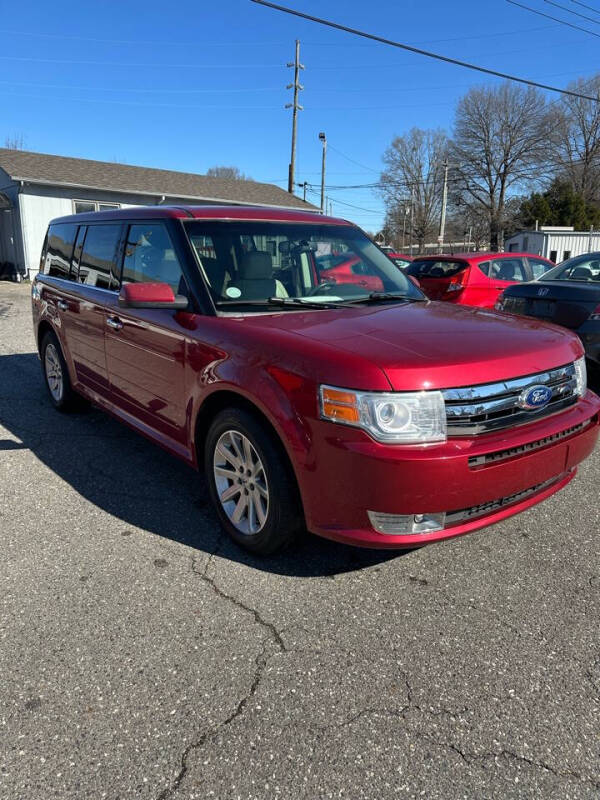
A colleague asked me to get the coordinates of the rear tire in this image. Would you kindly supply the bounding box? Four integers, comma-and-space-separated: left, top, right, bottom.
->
204, 407, 303, 555
40, 330, 84, 412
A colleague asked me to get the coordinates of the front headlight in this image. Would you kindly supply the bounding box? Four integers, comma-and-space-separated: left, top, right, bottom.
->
319, 385, 447, 443
574, 356, 587, 397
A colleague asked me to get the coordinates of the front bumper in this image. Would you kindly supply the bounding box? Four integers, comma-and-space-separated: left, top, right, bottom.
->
299, 390, 600, 548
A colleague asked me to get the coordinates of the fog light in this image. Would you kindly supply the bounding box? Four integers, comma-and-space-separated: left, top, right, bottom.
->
368, 511, 446, 535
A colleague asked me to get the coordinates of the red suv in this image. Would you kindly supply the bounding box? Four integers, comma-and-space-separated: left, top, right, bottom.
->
406, 252, 554, 308
32, 207, 599, 554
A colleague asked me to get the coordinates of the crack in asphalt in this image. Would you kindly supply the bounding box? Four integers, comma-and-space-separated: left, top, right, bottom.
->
155, 547, 287, 799
476, 749, 600, 789
298, 673, 600, 791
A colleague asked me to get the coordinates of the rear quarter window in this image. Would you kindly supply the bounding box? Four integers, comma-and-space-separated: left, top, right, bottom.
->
77, 224, 122, 290
407, 260, 469, 279
44, 223, 78, 279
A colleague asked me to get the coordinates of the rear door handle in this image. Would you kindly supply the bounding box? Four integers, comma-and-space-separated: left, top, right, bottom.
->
57, 300, 69, 311
106, 316, 123, 331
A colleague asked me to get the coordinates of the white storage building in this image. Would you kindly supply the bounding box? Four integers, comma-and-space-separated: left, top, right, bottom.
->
505, 226, 600, 264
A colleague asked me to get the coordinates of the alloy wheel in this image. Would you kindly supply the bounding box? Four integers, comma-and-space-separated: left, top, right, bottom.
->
44, 343, 64, 403
213, 430, 269, 535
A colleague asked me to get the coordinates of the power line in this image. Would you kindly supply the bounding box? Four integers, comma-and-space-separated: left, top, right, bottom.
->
0, 29, 288, 47
305, 187, 383, 214
0, 79, 280, 95
545, 0, 600, 24
568, 0, 600, 14
327, 144, 380, 174
250, 0, 600, 101
506, 0, 600, 38
315, 150, 600, 192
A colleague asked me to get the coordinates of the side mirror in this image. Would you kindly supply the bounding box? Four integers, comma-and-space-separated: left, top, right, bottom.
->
118, 282, 189, 310
407, 274, 421, 288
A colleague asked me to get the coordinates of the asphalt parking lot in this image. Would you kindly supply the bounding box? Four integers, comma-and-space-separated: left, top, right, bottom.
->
0, 281, 599, 800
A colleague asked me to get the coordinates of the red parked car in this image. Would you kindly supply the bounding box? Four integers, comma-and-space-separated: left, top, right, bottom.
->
406, 252, 555, 308
315, 252, 384, 292
32, 207, 598, 555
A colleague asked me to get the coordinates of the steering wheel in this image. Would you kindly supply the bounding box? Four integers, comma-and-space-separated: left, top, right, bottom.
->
306, 281, 338, 296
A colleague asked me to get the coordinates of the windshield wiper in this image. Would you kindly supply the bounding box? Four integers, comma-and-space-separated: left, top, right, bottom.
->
216, 297, 348, 310
342, 292, 424, 305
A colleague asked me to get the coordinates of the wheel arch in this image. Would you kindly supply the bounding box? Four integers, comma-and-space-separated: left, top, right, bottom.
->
193, 389, 306, 518
37, 319, 56, 354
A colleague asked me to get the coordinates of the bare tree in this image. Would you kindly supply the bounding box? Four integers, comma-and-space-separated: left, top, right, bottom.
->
206, 165, 251, 181
4, 134, 26, 150
451, 83, 549, 250
551, 74, 600, 205
379, 128, 448, 252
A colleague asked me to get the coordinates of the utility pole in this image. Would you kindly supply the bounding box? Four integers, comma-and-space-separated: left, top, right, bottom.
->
438, 158, 449, 254
409, 186, 414, 255
319, 131, 327, 213
286, 40, 304, 194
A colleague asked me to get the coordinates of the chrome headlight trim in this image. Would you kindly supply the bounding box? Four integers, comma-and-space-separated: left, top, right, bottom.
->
319, 384, 447, 444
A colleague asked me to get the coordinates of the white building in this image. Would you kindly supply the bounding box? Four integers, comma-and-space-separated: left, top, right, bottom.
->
0, 148, 315, 281
505, 226, 600, 263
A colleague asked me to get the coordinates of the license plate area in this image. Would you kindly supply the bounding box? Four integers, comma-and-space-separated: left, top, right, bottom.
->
531, 299, 555, 317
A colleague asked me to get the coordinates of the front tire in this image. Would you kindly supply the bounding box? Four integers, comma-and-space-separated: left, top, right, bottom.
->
40, 330, 83, 412
204, 408, 303, 555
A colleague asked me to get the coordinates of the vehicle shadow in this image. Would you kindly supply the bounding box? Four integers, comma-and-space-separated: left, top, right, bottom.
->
0, 352, 404, 577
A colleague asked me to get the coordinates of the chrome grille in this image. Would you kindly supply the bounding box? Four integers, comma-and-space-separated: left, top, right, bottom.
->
443, 362, 578, 435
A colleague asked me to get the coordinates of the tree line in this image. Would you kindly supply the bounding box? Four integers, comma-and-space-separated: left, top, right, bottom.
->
379, 74, 600, 252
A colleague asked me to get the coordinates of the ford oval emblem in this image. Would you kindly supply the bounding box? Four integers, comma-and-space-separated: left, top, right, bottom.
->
518, 384, 553, 410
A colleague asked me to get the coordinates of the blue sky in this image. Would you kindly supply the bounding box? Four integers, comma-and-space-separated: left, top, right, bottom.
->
2, 0, 599, 230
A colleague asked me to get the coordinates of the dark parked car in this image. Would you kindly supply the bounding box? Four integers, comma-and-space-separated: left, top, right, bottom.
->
496, 252, 600, 369
31, 206, 599, 555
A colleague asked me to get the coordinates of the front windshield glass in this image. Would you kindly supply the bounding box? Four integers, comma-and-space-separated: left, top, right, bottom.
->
184, 221, 424, 308
541, 253, 600, 283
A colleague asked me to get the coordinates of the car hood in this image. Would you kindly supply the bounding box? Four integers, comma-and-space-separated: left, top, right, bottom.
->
242, 301, 583, 391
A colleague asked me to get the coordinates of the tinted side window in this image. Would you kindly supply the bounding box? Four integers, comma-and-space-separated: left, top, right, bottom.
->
44, 224, 77, 279
528, 258, 552, 280
477, 260, 491, 277
78, 224, 122, 289
122, 224, 187, 295
490, 257, 528, 282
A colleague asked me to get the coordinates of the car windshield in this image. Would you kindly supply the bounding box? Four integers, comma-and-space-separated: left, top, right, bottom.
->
184, 221, 423, 309
540, 253, 600, 283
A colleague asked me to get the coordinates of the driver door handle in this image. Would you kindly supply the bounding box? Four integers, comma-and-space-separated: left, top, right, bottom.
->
106, 316, 123, 331
57, 300, 69, 311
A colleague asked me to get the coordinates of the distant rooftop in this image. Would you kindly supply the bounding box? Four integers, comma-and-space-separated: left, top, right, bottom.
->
0, 148, 316, 211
